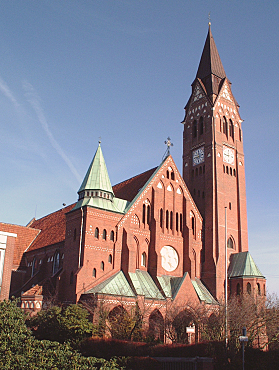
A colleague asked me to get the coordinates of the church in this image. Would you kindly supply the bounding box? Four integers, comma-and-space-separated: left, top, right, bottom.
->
0, 26, 265, 335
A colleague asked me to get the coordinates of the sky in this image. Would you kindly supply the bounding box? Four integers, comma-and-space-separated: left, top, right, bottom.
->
0, 1, 278, 294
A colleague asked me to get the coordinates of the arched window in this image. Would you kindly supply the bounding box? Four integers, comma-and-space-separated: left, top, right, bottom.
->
160, 208, 163, 228
166, 170, 169, 179
223, 165, 225, 173
230, 167, 232, 176
95, 227, 99, 239
110, 230, 114, 241
263, 284, 266, 296
193, 120, 197, 138
180, 213, 183, 233
176, 212, 179, 232
239, 127, 242, 141
101, 261, 104, 271
141, 252, 147, 267
142, 204, 146, 224
233, 169, 236, 176
257, 283, 261, 295
226, 166, 229, 174
70, 271, 74, 284
31, 257, 38, 277
229, 119, 234, 140
191, 215, 195, 236
223, 116, 228, 137
108, 254, 112, 264
247, 282, 251, 295
227, 237, 234, 249
102, 229, 107, 240
199, 116, 203, 135
166, 210, 169, 229
170, 211, 173, 230
237, 283, 241, 295
93, 268, 96, 278
147, 205, 151, 225
171, 172, 175, 180
53, 251, 60, 274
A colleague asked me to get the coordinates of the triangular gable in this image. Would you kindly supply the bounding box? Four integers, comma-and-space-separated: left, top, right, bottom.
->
183, 79, 212, 122
228, 252, 265, 279
214, 78, 241, 119
117, 155, 202, 230
171, 272, 200, 305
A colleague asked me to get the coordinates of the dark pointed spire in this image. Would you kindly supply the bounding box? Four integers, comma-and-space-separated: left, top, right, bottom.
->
195, 25, 226, 101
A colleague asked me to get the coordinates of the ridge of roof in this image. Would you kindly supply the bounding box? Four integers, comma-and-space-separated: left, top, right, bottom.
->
78, 143, 114, 195
228, 251, 265, 279
192, 278, 218, 304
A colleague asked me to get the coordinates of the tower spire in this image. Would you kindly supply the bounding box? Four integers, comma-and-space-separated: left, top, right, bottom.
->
195, 25, 226, 102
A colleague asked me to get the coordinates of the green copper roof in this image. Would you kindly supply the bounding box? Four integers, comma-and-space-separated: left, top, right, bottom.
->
157, 274, 186, 299
73, 196, 129, 214
228, 252, 265, 279
129, 270, 164, 300
78, 143, 114, 195
85, 271, 135, 297
192, 278, 218, 304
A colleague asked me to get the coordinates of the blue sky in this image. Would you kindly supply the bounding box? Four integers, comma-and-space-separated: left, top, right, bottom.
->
0, 1, 278, 294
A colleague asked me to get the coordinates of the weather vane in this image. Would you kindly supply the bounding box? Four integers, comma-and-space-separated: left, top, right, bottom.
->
163, 137, 173, 160
98, 136, 101, 144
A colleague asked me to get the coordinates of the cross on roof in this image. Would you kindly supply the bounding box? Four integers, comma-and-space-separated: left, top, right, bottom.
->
163, 137, 173, 159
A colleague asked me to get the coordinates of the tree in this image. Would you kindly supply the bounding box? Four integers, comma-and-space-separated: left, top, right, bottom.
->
28, 304, 93, 345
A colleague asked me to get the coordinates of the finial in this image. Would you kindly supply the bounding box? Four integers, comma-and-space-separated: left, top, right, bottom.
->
98, 136, 101, 145
208, 12, 211, 26
162, 137, 174, 160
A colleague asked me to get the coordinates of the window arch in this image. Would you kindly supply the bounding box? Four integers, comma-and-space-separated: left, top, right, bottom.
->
108, 254, 112, 264
141, 252, 147, 267
95, 227, 99, 239
93, 268, 96, 277
53, 251, 60, 274
102, 229, 107, 240
199, 116, 203, 135
166, 170, 169, 179
257, 283, 261, 295
227, 237, 234, 249
180, 213, 183, 233
101, 261, 104, 271
193, 120, 197, 138
147, 205, 151, 225
176, 212, 179, 232
247, 282, 251, 295
110, 230, 115, 241
171, 171, 175, 180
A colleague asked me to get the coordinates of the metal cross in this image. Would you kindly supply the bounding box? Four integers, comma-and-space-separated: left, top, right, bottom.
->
164, 137, 173, 156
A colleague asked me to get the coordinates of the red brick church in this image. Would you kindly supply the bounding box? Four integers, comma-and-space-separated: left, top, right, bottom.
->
0, 26, 265, 334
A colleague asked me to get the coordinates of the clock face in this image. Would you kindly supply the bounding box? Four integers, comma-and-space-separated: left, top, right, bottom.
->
160, 246, 179, 272
192, 147, 204, 166
223, 146, 234, 164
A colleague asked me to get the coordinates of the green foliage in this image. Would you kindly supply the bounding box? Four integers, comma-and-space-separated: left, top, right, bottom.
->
28, 304, 93, 344
0, 299, 124, 369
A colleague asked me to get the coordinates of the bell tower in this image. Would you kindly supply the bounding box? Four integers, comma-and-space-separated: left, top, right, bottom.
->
182, 25, 248, 299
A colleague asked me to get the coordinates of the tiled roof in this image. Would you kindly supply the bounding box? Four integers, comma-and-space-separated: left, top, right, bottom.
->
113, 167, 157, 202
0, 223, 40, 266
22, 284, 43, 296
26, 204, 76, 252
228, 252, 265, 279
